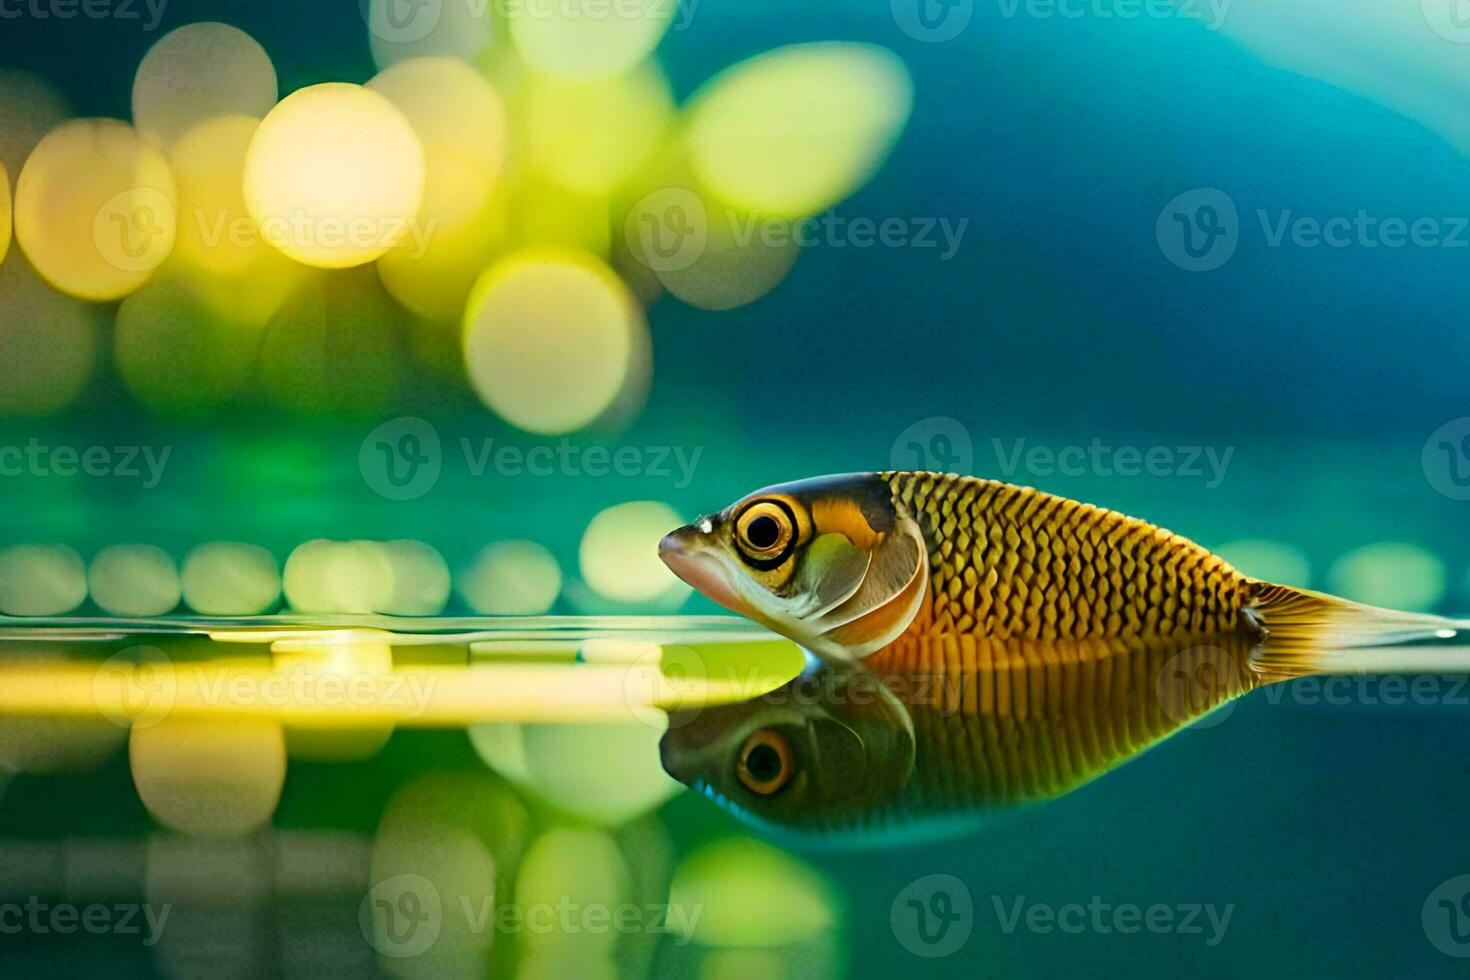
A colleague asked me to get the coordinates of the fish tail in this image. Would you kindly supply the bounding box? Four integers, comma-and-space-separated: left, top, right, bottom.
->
1248, 582, 1470, 679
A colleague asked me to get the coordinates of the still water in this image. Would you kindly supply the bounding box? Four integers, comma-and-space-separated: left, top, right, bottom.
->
2, 613, 1470, 978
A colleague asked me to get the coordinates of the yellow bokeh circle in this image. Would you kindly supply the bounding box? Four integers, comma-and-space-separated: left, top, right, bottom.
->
508, 0, 673, 82
579, 500, 689, 604
463, 249, 644, 434
685, 42, 913, 218
243, 83, 426, 269
15, 118, 177, 300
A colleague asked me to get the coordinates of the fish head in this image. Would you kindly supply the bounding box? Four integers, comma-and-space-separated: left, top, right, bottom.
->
658, 664, 916, 840
658, 474, 930, 662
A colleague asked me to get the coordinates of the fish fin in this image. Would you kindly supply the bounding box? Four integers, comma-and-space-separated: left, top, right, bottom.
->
810, 525, 925, 634
1248, 582, 1470, 679
821, 551, 928, 653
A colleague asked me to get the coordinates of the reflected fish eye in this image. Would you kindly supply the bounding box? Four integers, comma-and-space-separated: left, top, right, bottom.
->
734, 500, 795, 566
736, 728, 794, 795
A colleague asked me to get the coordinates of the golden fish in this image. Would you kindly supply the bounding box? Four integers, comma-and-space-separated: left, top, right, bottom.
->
657, 471, 1466, 841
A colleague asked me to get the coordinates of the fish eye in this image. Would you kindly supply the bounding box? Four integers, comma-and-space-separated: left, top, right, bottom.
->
734, 500, 795, 566
736, 729, 794, 796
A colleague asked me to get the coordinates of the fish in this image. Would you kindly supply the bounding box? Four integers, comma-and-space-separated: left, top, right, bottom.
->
656, 471, 1470, 842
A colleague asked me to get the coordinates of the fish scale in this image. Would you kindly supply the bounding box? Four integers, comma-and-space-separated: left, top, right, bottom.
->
881, 471, 1251, 642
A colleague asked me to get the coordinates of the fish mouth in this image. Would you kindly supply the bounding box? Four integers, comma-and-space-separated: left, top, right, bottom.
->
659, 527, 752, 617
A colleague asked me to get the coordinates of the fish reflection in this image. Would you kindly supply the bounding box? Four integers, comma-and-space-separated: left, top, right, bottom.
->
660, 631, 1264, 846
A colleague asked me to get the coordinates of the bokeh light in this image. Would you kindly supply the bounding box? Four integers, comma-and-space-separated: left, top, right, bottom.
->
87, 544, 181, 617
667, 837, 836, 947
515, 721, 683, 824
1327, 542, 1447, 612
15, 118, 177, 300
515, 827, 629, 951
0, 253, 99, 415
579, 501, 689, 604
0, 544, 87, 616
282, 539, 393, 614
114, 274, 262, 416
167, 114, 270, 278
456, 540, 563, 614
508, 0, 672, 82
1214, 538, 1312, 587
243, 82, 425, 268
272, 640, 395, 761
181, 542, 281, 615
129, 717, 286, 838
366, 0, 495, 69
685, 43, 913, 218
368, 56, 507, 320
132, 22, 277, 148
380, 539, 451, 615
463, 249, 645, 433
521, 65, 673, 196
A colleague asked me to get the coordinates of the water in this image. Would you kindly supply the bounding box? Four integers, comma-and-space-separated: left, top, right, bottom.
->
6, 0, 1470, 976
